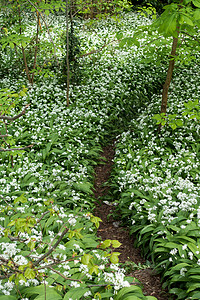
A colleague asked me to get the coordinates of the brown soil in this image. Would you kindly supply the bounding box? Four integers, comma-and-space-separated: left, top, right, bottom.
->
93, 142, 174, 300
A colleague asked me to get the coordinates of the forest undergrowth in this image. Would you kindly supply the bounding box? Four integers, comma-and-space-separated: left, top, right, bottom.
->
0, 7, 200, 300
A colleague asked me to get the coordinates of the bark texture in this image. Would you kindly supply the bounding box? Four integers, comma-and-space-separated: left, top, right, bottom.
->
160, 35, 179, 114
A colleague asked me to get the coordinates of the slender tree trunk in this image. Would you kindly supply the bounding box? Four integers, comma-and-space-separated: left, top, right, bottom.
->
31, 12, 40, 85
19, 6, 31, 83
160, 35, 179, 114
66, 0, 70, 107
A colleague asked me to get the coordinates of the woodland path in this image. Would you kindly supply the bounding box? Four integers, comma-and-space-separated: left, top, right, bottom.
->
93, 142, 173, 300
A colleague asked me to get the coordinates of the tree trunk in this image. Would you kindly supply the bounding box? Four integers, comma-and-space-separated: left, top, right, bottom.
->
66, 0, 70, 107
160, 35, 179, 114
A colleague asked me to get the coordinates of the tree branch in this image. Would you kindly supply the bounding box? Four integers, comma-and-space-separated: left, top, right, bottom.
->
181, 31, 200, 44
26, 0, 58, 63
0, 195, 15, 209
33, 228, 68, 266
0, 104, 30, 121
0, 135, 9, 138
47, 266, 82, 282
0, 144, 33, 152
36, 211, 50, 224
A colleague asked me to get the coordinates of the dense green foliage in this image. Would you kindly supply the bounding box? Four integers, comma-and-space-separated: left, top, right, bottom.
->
111, 37, 200, 300
0, 6, 161, 300
1, 0, 200, 299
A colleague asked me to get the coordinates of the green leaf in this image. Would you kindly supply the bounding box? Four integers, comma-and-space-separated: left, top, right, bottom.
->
187, 283, 200, 292
9, 42, 14, 49
165, 263, 190, 276
115, 286, 144, 300
24, 268, 36, 279
73, 182, 92, 194
44, 9, 50, 16
110, 252, 120, 264
35, 294, 62, 300
159, 12, 178, 36
100, 239, 111, 249
90, 216, 102, 229
170, 123, 177, 130
116, 32, 123, 40
63, 287, 89, 300
23, 285, 62, 299
194, 9, 200, 20
81, 254, 92, 265
19, 90, 26, 97
140, 225, 155, 235
0, 297, 16, 300
14, 194, 27, 204
112, 240, 122, 248
121, 296, 141, 300
175, 119, 183, 126
119, 38, 127, 48
192, 0, 200, 7
89, 265, 99, 275
182, 14, 194, 26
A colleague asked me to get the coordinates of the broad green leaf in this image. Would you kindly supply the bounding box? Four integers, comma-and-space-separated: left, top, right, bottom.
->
63, 287, 89, 300
133, 38, 140, 47
194, 9, 200, 20
182, 14, 194, 26
35, 293, 62, 300
100, 239, 111, 248
14, 194, 27, 204
9, 42, 14, 49
187, 283, 200, 292
119, 38, 127, 48
192, 0, 200, 7
110, 252, 120, 264
44, 9, 50, 16
19, 90, 26, 97
89, 265, 99, 275
140, 225, 155, 235
159, 13, 178, 36
73, 182, 92, 194
116, 32, 123, 40
115, 286, 143, 300
90, 216, 102, 229
121, 296, 141, 300
23, 285, 62, 298
112, 240, 122, 248
81, 253, 92, 265
175, 119, 183, 126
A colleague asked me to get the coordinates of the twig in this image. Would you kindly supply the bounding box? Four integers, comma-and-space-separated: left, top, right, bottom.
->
47, 266, 82, 282
36, 211, 50, 224
0, 144, 33, 152
0, 135, 9, 138
26, 0, 58, 64
33, 228, 68, 266
181, 31, 200, 44
0, 104, 30, 121
0, 195, 14, 209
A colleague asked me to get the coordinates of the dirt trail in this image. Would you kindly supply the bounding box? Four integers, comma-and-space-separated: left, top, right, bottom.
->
93, 142, 173, 300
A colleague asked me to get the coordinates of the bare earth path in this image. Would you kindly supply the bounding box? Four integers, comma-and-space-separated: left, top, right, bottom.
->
94, 142, 174, 300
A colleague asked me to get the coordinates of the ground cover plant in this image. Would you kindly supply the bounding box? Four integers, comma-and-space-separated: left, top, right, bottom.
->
111, 57, 200, 299
1, 0, 200, 298
0, 3, 165, 299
